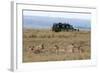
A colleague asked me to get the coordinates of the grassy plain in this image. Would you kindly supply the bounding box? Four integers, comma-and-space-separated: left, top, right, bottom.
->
23, 29, 91, 62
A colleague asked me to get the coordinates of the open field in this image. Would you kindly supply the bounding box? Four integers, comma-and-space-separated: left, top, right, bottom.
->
23, 29, 91, 62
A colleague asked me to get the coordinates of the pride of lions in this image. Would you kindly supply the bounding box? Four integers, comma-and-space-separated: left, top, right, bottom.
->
26, 43, 85, 55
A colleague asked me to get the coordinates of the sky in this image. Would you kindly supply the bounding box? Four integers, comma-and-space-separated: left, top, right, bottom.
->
23, 10, 91, 30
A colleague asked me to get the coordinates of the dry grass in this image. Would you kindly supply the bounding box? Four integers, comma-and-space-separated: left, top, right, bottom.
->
23, 29, 91, 62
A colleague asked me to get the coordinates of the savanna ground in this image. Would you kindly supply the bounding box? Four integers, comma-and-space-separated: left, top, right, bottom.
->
23, 29, 91, 62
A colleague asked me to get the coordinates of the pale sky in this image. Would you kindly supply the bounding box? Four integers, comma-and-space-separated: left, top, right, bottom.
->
23, 10, 91, 20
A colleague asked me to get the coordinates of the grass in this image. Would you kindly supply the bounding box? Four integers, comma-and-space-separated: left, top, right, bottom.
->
23, 29, 91, 62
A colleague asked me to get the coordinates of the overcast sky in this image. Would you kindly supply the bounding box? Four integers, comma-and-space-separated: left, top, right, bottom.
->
23, 10, 91, 20
23, 10, 91, 30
